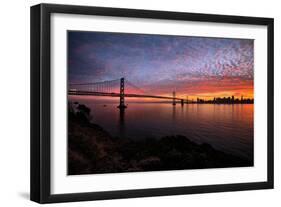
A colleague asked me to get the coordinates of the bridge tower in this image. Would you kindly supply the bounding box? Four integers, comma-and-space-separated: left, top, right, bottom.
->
118, 77, 127, 109
172, 91, 176, 105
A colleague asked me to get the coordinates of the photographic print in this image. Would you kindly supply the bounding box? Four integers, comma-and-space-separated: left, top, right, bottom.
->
67, 31, 254, 175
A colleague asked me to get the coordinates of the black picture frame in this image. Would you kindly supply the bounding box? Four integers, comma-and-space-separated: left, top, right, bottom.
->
30, 3, 274, 204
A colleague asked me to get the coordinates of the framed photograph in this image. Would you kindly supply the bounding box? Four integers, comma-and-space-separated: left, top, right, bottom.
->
30, 3, 274, 203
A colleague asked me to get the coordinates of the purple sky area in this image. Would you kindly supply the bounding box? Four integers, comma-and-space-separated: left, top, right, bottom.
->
68, 31, 254, 98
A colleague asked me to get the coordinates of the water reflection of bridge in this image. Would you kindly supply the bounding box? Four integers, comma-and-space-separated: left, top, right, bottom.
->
69, 77, 186, 109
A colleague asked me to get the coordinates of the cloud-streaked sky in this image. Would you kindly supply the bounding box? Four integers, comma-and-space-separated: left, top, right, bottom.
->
68, 31, 254, 99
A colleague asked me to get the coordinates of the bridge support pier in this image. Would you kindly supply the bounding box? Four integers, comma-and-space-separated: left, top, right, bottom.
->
181, 99, 184, 106
118, 77, 127, 109
172, 91, 176, 105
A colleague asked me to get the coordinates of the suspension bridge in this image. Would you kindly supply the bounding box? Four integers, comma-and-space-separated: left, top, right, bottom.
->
68, 78, 188, 109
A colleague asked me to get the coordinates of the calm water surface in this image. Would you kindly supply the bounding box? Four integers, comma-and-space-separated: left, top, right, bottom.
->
69, 97, 253, 159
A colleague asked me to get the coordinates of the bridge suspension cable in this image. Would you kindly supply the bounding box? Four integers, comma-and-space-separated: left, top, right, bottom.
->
69, 78, 120, 86
69, 79, 120, 93
126, 80, 146, 94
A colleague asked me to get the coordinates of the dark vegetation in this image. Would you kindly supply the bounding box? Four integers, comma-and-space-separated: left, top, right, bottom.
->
68, 102, 253, 175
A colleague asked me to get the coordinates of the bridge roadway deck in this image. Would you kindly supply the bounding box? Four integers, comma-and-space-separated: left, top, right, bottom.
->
68, 91, 183, 101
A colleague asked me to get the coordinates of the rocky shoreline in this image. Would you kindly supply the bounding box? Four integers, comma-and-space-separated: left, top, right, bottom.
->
68, 103, 253, 175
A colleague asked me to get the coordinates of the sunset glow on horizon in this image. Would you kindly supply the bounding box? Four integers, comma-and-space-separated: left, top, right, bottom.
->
68, 31, 254, 101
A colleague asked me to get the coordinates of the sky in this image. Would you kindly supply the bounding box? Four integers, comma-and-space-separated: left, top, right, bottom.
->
68, 31, 254, 100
